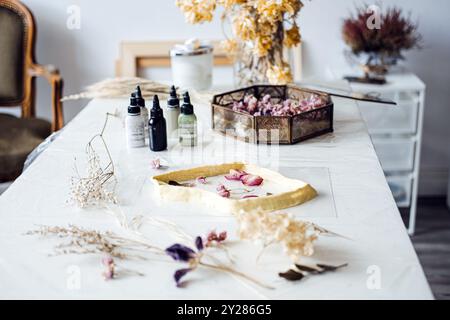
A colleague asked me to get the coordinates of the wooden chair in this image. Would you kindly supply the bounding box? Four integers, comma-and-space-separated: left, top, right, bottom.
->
115, 41, 302, 81
0, 0, 64, 182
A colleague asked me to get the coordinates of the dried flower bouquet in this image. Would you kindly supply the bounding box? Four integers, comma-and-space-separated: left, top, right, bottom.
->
176, 0, 305, 85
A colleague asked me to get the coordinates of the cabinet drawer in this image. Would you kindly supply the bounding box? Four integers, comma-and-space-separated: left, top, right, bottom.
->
372, 138, 415, 172
358, 92, 419, 135
387, 175, 413, 208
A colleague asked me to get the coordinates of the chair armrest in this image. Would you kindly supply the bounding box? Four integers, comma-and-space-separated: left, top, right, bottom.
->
28, 64, 64, 131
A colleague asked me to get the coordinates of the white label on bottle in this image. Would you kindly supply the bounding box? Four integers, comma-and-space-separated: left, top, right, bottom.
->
179, 123, 197, 147
126, 115, 145, 148
141, 107, 149, 139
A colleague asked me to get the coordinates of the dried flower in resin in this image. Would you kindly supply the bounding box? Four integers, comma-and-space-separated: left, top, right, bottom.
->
224, 169, 248, 181
196, 176, 207, 184
241, 174, 264, 187
224, 169, 264, 187
216, 184, 231, 198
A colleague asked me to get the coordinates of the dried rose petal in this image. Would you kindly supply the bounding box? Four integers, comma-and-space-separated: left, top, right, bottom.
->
196, 176, 207, 184
224, 169, 247, 181
102, 268, 114, 280
241, 174, 264, 186
102, 255, 114, 266
218, 188, 231, 198
241, 194, 259, 199
216, 184, 231, 198
151, 158, 161, 170
218, 231, 227, 241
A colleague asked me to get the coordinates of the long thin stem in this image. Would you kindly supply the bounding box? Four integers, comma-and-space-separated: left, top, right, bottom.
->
199, 261, 274, 290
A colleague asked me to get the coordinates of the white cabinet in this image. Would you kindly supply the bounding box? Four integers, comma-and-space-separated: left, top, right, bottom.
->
350, 72, 425, 235
372, 138, 415, 173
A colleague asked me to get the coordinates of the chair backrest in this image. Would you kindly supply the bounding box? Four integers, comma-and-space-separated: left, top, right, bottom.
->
0, 0, 36, 117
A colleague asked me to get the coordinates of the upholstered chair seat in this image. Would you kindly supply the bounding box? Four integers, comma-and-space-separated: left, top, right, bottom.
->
0, 114, 51, 182
0, 0, 63, 183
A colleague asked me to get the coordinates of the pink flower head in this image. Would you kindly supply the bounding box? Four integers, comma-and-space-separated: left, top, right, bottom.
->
224, 169, 248, 181
196, 176, 207, 184
151, 158, 161, 170
102, 268, 114, 280
102, 255, 114, 266
241, 174, 264, 186
216, 184, 231, 198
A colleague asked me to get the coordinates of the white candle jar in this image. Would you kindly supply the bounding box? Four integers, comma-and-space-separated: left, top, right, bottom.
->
170, 45, 213, 91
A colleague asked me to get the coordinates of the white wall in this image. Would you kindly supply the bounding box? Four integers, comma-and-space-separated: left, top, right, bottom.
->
21, 0, 450, 195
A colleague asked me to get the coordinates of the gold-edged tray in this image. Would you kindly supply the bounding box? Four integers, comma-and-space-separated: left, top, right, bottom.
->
151, 162, 317, 214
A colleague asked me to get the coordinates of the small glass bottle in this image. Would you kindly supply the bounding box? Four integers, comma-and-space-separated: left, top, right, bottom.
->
149, 95, 168, 152
134, 86, 149, 140
125, 96, 145, 148
178, 91, 197, 147
166, 85, 180, 139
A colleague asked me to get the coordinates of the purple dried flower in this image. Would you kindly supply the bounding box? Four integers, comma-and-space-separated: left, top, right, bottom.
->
195, 236, 204, 251
174, 268, 192, 287
165, 244, 196, 262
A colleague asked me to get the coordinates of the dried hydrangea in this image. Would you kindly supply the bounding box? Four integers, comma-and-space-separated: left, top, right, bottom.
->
236, 210, 323, 261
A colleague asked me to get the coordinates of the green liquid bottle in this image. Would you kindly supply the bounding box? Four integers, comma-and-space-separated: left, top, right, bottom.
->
178, 91, 197, 147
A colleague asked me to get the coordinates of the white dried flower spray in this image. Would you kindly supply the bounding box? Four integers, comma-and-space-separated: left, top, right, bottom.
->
69, 112, 119, 208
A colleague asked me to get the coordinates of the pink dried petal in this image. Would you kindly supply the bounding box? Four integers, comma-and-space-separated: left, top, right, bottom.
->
218, 189, 231, 198
102, 255, 114, 266
102, 268, 114, 280
241, 194, 259, 199
151, 158, 161, 170
224, 169, 248, 181
196, 176, 207, 184
241, 174, 264, 186
218, 231, 227, 241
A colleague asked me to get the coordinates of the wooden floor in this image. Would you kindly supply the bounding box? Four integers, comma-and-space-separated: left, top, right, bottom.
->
401, 198, 450, 300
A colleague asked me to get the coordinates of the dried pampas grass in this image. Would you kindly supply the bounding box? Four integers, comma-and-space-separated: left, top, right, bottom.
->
62, 77, 172, 101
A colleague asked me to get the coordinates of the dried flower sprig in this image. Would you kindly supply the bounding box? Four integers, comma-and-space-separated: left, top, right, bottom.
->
166, 234, 273, 289
69, 112, 118, 208
236, 210, 337, 262
26, 225, 164, 260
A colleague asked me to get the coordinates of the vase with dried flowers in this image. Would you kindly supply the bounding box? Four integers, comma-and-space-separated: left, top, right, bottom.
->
176, 0, 304, 86
342, 5, 422, 80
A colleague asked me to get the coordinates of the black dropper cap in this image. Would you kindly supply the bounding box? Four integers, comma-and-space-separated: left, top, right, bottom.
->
181, 91, 194, 115
151, 95, 164, 118
134, 85, 145, 107
167, 85, 179, 109
128, 92, 140, 114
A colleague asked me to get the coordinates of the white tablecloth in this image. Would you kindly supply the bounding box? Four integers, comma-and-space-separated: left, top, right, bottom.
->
0, 95, 433, 299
